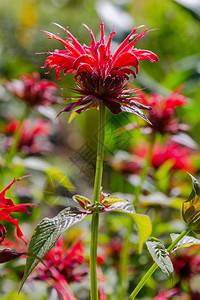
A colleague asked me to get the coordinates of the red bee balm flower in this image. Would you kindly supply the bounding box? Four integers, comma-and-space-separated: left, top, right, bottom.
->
0, 177, 35, 243
136, 87, 188, 134
42, 22, 158, 119
3, 118, 51, 155
6, 72, 62, 107
34, 236, 87, 300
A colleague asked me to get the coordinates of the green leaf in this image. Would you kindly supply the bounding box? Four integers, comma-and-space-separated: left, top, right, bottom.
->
154, 160, 175, 193
188, 173, 200, 196
146, 237, 174, 280
20, 206, 88, 291
106, 199, 135, 214
45, 167, 75, 193
170, 234, 200, 251
21, 157, 75, 193
131, 214, 152, 253
106, 200, 152, 253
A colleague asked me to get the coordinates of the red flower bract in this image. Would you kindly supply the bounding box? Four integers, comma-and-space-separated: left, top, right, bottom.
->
42, 22, 158, 120
0, 176, 36, 244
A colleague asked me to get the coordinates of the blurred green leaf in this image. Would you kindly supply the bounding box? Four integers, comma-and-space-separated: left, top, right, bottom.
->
146, 237, 174, 280
1, 291, 29, 300
45, 167, 75, 193
154, 160, 175, 193
21, 157, 75, 193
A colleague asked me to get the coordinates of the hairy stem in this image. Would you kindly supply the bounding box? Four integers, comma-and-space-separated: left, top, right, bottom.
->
128, 228, 191, 300
90, 102, 106, 300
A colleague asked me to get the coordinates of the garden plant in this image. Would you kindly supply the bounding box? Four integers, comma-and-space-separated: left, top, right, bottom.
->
0, 1, 200, 299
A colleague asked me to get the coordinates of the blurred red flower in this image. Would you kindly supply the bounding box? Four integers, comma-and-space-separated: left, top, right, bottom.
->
34, 235, 88, 300
151, 140, 196, 172
172, 246, 200, 281
5, 72, 62, 107
110, 139, 196, 174
42, 22, 158, 118
3, 118, 51, 155
0, 177, 35, 243
153, 288, 179, 300
130, 87, 188, 135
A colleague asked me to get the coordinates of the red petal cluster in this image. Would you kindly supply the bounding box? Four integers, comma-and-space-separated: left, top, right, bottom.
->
3, 118, 51, 155
0, 177, 35, 243
151, 140, 196, 172
42, 22, 158, 118
172, 246, 200, 281
36, 235, 87, 283
110, 138, 196, 174
5, 72, 62, 107
137, 87, 188, 134
34, 235, 87, 299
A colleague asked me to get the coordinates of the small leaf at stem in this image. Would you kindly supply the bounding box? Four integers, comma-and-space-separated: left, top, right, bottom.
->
20, 206, 88, 291
101, 196, 125, 208
73, 195, 91, 209
170, 233, 200, 251
146, 237, 174, 280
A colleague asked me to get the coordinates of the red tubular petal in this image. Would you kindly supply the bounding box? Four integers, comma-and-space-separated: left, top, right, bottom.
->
117, 29, 148, 57
111, 68, 136, 79
133, 49, 159, 62
42, 30, 81, 58
111, 52, 139, 73
73, 54, 98, 70
100, 22, 105, 45
112, 26, 145, 60
105, 31, 116, 57
75, 63, 94, 78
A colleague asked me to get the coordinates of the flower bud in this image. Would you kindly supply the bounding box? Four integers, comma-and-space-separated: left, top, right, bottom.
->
182, 174, 200, 233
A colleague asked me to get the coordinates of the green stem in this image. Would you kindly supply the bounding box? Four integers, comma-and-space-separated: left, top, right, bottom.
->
135, 134, 156, 204
128, 228, 191, 300
90, 102, 106, 300
5, 106, 29, 166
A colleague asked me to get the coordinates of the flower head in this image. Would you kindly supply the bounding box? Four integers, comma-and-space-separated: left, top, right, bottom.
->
110, 138, 196, 174
3, 118, 51, 155
35, 235, 87, 299
133, 87, 188, 134
42, 22, 158, 119
173, 247, 200, 281
151, 140, 196, 172
5, 72, 62, 107
0, 176, 35, 243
